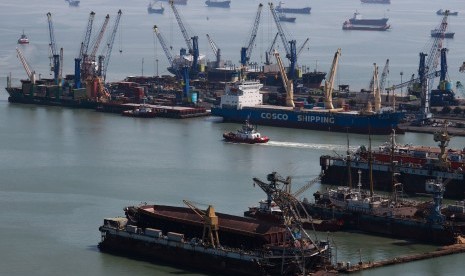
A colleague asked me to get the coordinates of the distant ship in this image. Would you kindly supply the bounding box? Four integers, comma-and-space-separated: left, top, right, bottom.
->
205, 0, 230, 8
275, 1, 311, 14
301, 71, 327, 89
65, 0, 80, 6
431, 29, 455, 38
17, 31, 29, 44
348, 11, 389, 26
159, 0, 187, 5
147, 1, 165, 14
361, 0, 390, 4
437, 9, 458, 16
343, 21, 391, 31
278, 13, 296, 23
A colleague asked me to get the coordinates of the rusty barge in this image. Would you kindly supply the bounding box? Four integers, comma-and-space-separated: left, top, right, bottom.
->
98, 203, 331, 275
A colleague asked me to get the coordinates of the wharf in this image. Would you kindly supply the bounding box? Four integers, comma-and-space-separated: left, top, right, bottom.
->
96, 102, 210, 119
338, 242, 465, 274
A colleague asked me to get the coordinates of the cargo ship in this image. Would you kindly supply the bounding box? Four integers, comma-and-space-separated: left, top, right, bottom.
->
98, 202, 331, 275
361, 0, 390, 4
437, 9, 458, 16
342, 21, 391, 31
211, 79, 404, 134
348, 12, 389, 26
147, 1, 164, 14
275, 2, 311, 14
431, 29, 454, 39
320, 127, 465, 199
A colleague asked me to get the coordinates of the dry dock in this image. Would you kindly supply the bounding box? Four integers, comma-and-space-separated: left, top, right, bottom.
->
337, 241, 465, 274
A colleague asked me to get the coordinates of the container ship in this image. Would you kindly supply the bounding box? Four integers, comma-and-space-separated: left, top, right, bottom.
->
320, 126, 465, 199
98, 202, 331, 275
275, 2, 311, 14
211, 79, 403, 134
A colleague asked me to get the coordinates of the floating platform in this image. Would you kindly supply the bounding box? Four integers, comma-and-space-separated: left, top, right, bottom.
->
97, 102, 210, 119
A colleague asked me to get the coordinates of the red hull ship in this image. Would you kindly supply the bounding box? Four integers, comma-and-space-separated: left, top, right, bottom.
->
223, 120, 269, 144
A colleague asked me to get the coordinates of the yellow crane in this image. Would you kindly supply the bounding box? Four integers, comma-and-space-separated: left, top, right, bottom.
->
324, 48, 341, 110
183, 200, 220, 248
273, 50, 295, 107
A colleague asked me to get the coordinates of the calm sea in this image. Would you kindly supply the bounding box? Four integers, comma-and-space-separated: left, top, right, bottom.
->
1, 0, 464, 275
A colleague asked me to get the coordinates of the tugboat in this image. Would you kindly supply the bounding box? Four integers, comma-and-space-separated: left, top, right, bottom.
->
223, 120, 269, 144
17, 31, 29, 44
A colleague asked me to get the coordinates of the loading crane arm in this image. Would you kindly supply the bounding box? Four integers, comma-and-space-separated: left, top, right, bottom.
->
182, 200, 220, 248
46, 12, 60, 83
324, 48, 342, 110
265, 32, 279, 65
297, 38, 309, 57
274, 50, 295, 107
99, 9, 122, 81
293, 173, 323, 198
15, 48, 36, 83
153, 25, 180, 79
240, 3, 263, 68
206, 33, 221, 68
83, 14, 110, 79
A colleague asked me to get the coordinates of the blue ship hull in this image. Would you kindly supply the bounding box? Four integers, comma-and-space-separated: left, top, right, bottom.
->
211, 106, 404, 134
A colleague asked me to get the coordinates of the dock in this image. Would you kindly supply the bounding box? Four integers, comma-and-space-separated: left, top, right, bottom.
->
337, 240, 465, 274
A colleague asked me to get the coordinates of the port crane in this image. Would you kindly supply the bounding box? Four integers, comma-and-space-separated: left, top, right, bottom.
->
273, 50, 295, 107
46, 12, 62, 84
324, 48, 341, 110
206, 34, 221, 68
82, 14, 110, 80
264, 32, 279, 65
240, 3, 263, 71
98, 9, 122, 82
369, 59, 389, 93
268, 2, 297, 80
74, 11, 95, 88
182, 200, 220, 248
15, 48, 36, 84
153, 25, 180, 79
169, 0, 199, 74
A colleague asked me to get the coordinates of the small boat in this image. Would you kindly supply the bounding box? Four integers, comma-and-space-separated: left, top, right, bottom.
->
275, 1, 311, 14
205, 0, 230, 8
17, 31, 29, 44
348, 11, 388, 26
431, 29, 455, 38
437, 9, 458, 16
361, 0, 390, 4
342, 21, 391, 31
223, 120, 269, 144
122, 104, 158, 118
65, 0, 80, 7
147, 1, 164, 14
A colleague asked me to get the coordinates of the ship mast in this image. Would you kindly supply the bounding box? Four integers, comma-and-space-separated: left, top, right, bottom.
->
346, 130, 352, 188
369, 133, 374, 197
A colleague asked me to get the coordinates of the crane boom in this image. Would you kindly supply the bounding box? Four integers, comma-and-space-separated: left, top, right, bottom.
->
16, 48, 35, 83
324, 48, 341, 110
425, 11, 449, 92
79, 11, 95, 60
89, 14, 110, 62
169, 0, 192, 52
240, 3, 263, 67
100, 9, 122, 81
297, 38, 309, 57
153, 25, 180, 78
182, 200, 220, 248
274, 50, 294, 107
46, 12, 60, 83
293, 173, 323, 198
265, 32, 279, 65
206, 34, 218, 57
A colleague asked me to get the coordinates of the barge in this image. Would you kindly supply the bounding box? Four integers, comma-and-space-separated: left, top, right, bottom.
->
99, 203, 331, 275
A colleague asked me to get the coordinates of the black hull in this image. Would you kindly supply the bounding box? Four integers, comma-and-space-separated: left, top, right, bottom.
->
8, 95, 98, 109
320, 156, 465, 199
99, 235, 263, 276
303, 204, 458, 245
349, 18, 389, 26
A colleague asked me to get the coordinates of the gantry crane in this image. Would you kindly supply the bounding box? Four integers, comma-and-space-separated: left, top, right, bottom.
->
46, 12, 62, 84
274, 50, 295, 107
153, 25, 181, 79
182, 200, 220, 248
74, 11, 95, 88
169, 0, 199, 74
206, 34, 221, 68
324, 48, 341, 110
269, 2, 297, 80
98, 9, 122, 81
240, 3, 263, 70
15, 48, 36, 84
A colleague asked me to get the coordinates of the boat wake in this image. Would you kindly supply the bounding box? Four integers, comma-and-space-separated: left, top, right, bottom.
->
264, 141, 356, 151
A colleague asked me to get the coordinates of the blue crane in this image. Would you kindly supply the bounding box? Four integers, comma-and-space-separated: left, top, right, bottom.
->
240, 3, 263, 69
268, 2, 297, 80
169, 0, 199, 74
74, 11, 95, 88
46, 12, 61, 84
98, 9, 122, 81
153, 25, 181, 79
